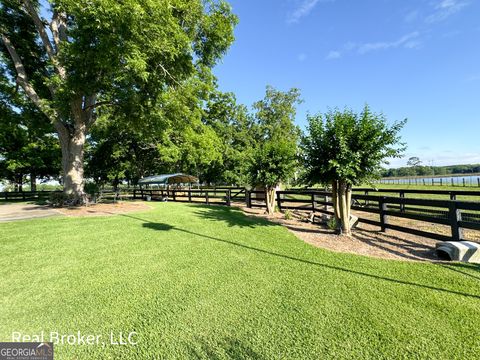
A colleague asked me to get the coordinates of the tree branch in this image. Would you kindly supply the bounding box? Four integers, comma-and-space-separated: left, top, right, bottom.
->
23, 0, 66, 79
1, 33, 55, 119
1, 32, 69, 138
50, 9, 67, 52
84, 100, 118, 111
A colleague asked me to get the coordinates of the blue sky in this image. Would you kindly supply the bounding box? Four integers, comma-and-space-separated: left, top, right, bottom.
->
213, 0, 480, 168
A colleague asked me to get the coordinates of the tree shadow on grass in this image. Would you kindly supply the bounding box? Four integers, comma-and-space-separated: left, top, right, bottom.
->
121, 213, 480, 300
191, 204, 276, 229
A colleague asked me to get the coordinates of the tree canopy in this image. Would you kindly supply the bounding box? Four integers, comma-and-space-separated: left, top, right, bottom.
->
0, 0, 237, 202
248, 86, 302, 214
302, 105, 405, 234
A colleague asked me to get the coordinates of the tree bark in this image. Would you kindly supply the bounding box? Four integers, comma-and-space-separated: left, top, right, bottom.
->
333, 180, 350, 236
57, 123, 87, 204
331, 180, 340, 220
30, 172, 36, 192
265, 187, 276, 215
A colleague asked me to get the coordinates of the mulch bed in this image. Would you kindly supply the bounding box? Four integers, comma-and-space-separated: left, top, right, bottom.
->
238, 205, 459, 262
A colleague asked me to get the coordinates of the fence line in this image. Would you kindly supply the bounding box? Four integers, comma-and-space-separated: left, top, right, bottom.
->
133, 188, 234, 206
375, 176, 480, 187
269, 190, 480, 242
4, 187, 480, 242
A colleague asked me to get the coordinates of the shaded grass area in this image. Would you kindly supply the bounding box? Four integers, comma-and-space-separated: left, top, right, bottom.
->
1, 202, 480, 359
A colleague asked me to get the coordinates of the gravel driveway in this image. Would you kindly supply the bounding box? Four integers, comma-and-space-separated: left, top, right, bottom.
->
0, 203, 61, 222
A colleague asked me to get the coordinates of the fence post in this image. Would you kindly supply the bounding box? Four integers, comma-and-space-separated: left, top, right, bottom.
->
364, 190, 369, 206
141, 188, 144, 200
206, 191, 209, 205
399, 191, 405, 213
450, 193, 456, 201
277, 191, 282, 211
311, 193, 315, 211
448, 201, 463, 241
188, 190, 192, 203
247, 191, 252, 208
172, 190, 176, 202
226, 190, 231, 206
379, 197, 387, 232
463, 178, 466, 187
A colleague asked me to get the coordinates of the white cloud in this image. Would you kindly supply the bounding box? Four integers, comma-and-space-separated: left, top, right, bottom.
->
426, 0, 469, 23
287, 0, 333, 24
325, 50, 341, 60
326, 32, 421, 59
357, 32, 421, 54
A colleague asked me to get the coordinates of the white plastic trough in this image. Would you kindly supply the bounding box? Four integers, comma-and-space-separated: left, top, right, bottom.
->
435, 241, 480, 263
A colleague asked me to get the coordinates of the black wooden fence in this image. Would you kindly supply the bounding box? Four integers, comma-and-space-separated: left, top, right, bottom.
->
133, 188, 234, 206
0, 190, 62, 201
4, 187, 480, 242
270, 190, 480, 242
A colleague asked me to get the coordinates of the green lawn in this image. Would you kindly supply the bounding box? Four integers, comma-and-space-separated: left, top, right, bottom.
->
358, 184, 480, 202
1, 202, 479, 359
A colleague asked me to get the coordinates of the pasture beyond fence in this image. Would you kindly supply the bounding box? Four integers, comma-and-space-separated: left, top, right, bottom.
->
376, 175, 480, 187
2, 187, 480, 242
261, 190, 480, 242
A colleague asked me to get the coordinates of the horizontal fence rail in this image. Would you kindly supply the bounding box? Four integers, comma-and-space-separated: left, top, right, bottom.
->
0, 190, 62, 201
133, 188, 233, 206
273, 189, 480, 242
5, 186, 479, 242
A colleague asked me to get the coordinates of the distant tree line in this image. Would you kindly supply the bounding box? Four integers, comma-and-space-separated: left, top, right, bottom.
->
382, 164, 480, 178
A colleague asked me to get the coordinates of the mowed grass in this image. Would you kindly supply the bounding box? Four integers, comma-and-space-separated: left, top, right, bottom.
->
358, 184, 480, 202
1, 203, 480, 359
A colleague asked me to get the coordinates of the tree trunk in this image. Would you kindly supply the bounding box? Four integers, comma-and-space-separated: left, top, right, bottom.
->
30, 172, 36, 192
17, 174, 23, 192
265, 187, 276, 215
57, 124, 87, 204
337, 180, 352, 236
345, 183, 352, 222
331, 180, 340, 219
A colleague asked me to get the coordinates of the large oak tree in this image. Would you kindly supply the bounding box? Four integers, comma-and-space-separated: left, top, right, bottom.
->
0, 0, 237, 203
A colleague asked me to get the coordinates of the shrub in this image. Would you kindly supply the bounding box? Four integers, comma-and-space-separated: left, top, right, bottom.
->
327, 216, 338, 231
284, 209, 293, 220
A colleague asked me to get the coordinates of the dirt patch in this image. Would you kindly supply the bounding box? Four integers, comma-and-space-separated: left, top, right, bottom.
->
238, 205, 464, 262
56, 201, 151, 217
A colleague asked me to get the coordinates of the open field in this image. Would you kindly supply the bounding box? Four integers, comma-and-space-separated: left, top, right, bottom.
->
1, 202, 480, 359
355, 184, 480, 202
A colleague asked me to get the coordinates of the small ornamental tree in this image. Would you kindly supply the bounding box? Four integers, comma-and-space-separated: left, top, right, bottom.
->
249, 139, 297, 214
302, 105, 406, 235
248, 86, 301, 215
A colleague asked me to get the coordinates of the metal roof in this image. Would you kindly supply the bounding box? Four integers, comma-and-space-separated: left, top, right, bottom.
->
138, 173, 199, 185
